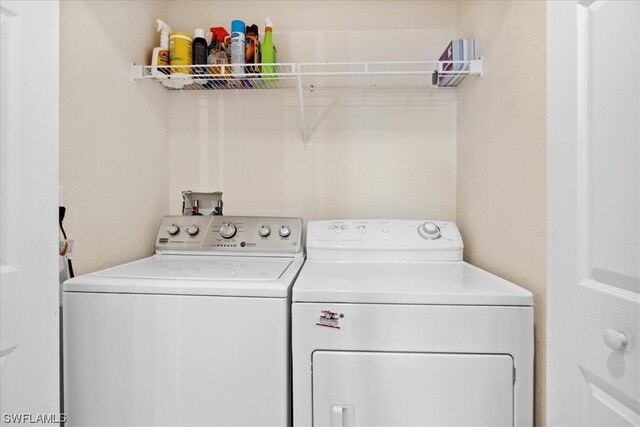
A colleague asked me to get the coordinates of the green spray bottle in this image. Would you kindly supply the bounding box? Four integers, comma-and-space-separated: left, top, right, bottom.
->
260, 18, 278, 83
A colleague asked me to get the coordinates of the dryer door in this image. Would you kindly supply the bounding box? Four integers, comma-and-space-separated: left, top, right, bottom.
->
312, 351, 513, 427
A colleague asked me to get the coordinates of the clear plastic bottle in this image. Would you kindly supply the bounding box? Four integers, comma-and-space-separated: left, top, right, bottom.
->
207, 34, 229, 86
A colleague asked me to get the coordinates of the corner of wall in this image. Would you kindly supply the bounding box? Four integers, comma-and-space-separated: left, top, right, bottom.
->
60, 0, 170, 275
455, 1, 546, 425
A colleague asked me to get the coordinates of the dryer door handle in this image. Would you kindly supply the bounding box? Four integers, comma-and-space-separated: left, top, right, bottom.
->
330, 404, 355, 427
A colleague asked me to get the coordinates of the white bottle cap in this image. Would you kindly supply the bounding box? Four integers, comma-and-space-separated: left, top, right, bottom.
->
194, 28, 205, 39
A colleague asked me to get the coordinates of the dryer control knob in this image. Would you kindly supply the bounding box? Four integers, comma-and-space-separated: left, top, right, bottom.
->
259, 226, 271, 237
279, 225, 291, 238
220, 223, 237, 239
166, 224, 180, 235
186, 224, 199, 236
419, 222, 441, 240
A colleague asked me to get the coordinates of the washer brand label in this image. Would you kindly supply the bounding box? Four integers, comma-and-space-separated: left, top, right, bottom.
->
316, 310, 344, 330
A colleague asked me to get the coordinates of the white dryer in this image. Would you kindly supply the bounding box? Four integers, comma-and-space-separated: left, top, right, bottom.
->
63, 215, 304, 426
292, 220, 533, 427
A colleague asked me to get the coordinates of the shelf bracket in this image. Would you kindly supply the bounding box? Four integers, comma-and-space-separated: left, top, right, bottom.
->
470, 57, 484, 78
295, 65, 309, 149
130, 62, 143, 83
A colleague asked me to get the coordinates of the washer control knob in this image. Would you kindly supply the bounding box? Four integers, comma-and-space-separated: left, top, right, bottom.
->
419, 222, 441, 240
279, 225, 291, 238
186, 224, 199, 236
220, 223, 237, 239
259, 226, 271, 237
166, 224, 180, 235
331, 226, 344, 233
357, 225, 367, 234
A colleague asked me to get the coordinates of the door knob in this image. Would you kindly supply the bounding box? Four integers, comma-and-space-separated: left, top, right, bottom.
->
603, 329, 629, 351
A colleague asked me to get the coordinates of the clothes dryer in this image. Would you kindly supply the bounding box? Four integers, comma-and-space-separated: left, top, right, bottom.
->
292, 220, 533, 427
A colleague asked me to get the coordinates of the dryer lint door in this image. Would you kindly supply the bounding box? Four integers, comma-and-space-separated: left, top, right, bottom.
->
312, 351, 513, 427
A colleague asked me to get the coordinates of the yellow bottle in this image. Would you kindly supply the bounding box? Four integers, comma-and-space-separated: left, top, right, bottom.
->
170, 31, 192, 76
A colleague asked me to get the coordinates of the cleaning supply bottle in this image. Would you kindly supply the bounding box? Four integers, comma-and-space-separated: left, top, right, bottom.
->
209, 27, 229, 48
260, 18, 278, 83
207, 34, 229, 85
169, 30, 193, 89
192, 28, 208, 81
152, 19, 171, 77
229, 20, 246, 78
208, 27, 230, 76
245, 24, 260, 74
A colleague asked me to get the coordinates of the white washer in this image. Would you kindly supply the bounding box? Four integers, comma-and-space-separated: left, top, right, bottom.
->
292, 220, 534, 427
63, 215, 304, 426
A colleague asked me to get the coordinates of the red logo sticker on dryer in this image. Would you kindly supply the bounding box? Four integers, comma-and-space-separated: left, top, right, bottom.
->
316, 310, 344, 330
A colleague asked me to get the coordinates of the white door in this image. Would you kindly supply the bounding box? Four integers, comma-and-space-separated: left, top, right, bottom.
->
0, 1, 60, 423
313, 351, 514, 426
547, 1, 640, 426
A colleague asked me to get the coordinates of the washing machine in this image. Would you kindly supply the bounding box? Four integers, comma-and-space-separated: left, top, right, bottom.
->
292, 220, 534, 427
63, 215, 304, 426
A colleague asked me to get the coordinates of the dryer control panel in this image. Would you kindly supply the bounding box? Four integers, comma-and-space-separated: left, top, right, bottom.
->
306, 220, 463, 261
156, 216, 303, 256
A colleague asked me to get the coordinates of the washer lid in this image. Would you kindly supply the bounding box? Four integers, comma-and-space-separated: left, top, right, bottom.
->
292, 261, 533, 306
63, 255, 302, 297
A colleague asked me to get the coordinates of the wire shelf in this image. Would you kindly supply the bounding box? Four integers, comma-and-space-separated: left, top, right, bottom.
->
130, 60, 483, 91
130, 59, 483, 147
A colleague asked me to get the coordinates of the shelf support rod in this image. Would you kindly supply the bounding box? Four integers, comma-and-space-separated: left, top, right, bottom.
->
295, 65, 309, 149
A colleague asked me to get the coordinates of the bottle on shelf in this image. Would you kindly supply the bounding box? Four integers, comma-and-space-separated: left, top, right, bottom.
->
192, 28, 208, 82
245, 24, 260, 74
207, 34, 229, 86
169, 30, 193, 88
206, 27, 230, 79
260, 17, 278, 83
229, 19, 246, 78
151, 19, 171, 78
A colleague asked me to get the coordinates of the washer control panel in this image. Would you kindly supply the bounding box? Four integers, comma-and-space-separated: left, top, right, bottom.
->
306, 220, 463, 261
156, 216, 303, 255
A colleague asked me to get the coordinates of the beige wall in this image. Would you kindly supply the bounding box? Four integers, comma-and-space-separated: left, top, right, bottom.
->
167, 1, 459, 220
60, 3, 547, 421
60, 1, 169, 275
456, 1, 546, 425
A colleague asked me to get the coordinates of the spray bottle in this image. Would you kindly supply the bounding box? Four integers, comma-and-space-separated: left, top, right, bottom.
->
260, 18, 278, 83
207, 30, 229, 84
152, 19, 171, 77
229, 19, 246, 77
